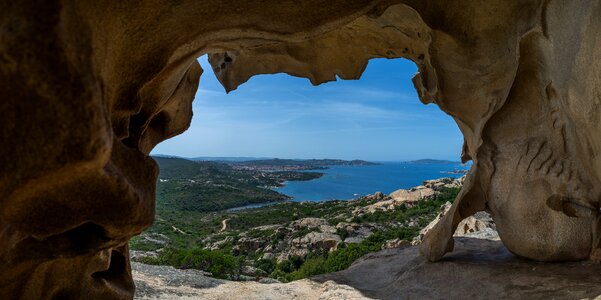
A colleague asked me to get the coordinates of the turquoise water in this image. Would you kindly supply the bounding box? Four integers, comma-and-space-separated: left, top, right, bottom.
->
274, 162, 469, 202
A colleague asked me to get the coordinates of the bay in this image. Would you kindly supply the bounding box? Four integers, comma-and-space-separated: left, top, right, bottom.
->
273, 161, 469, 202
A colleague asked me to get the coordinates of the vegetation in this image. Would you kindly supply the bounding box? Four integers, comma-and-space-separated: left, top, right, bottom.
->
154, 156, 322, 212
130, 186, 460, 281
351, 187, 460, 227
271, 189, 458, 281
139, 248, 242, 279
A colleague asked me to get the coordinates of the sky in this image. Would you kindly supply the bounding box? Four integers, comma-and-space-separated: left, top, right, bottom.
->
151, 55, 463, 162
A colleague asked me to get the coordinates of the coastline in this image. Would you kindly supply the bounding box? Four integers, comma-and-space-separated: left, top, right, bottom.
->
273, 162, 469, 203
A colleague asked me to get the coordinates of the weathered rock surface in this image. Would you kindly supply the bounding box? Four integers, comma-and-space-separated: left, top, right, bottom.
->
132, 262, 370, 300
389, 186, 435, 203
294, 232, 341, 251
278, 232, 342, 263
381, 238, 412, 250
315, 238, 601, 300
291, 218, 329, 229
416, 202, 499, 244
233, 237, 267, 253
3, 0, 601, 298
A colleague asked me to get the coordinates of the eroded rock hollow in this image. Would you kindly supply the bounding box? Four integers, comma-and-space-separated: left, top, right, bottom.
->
1, 0, 600, 298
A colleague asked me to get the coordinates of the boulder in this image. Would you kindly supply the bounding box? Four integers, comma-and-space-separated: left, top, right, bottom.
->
463, 228, 500, 241
381, 239, 412, 250
233, 237, 267, 253
335, 222, 374, 240
319, 224, 337, 234
241, 266, 267, 277
261, 252, 275, 260
206, 236, 234, 251
389, 187, 435, 204
454, 211, 497, 237
423, 178, 453, 189
276, 248, 310, 263
295, 232, 341, 251
416, 203, 498, 243
291, 218, 328, 229
353, 185, 438, 217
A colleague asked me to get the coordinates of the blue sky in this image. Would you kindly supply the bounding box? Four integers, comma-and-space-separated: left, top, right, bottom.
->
151, 56, 463, 161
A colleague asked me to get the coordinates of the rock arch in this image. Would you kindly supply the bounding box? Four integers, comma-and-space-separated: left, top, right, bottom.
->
1, 0, 600, 298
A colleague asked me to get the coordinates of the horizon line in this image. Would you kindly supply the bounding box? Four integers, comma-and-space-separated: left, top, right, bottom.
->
151, 154, 466, 163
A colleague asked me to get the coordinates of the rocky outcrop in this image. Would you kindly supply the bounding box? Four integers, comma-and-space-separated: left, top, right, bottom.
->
336, 222, 374, 242
416, 202, 498, 244
274, 232, 342, 262
233, 238, 267, 253
455, 212, 497, 238
192, 181, 453, 265
389, 186, 435, 203
277, 230, 342, 262
354, 177, 461, 216
291, 218, 329, 229
3, 0, 601, 298
381, 239, 412, 250
352, 186, 435, 215
294, 232, 341, 252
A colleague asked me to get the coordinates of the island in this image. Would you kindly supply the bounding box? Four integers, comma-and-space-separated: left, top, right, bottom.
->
226, 158, 378, 171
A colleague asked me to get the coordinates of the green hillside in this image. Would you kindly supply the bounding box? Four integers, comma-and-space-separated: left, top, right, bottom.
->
154, 157, 321, 212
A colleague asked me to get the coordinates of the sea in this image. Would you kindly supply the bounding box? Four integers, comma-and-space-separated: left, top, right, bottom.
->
275, 161, 469, 202
228, 161, 469, 211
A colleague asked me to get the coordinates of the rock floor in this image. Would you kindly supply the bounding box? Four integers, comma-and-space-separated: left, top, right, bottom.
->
133, 263, 369, 299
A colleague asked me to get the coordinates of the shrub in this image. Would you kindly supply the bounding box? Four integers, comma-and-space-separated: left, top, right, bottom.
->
289, 256, 327, 280
145, 248, 242, 279
256, 259, 276, 274
275, 259, 296, 273
336, 227, 350, 240
275, 256, 305, 274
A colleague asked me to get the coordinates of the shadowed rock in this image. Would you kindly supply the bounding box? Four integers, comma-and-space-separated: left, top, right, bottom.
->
314, 238, 601, 299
